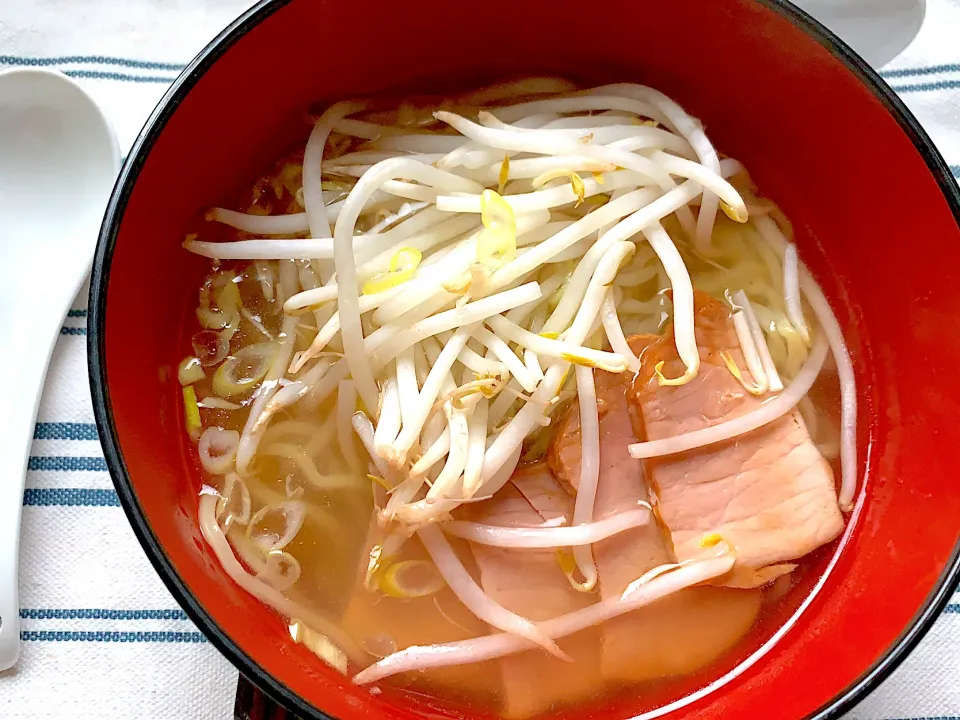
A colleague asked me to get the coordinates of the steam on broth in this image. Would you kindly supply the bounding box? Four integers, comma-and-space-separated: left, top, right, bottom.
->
178, 78, 856, 717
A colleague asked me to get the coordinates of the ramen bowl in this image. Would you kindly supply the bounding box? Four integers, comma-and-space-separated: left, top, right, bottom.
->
88, 0, 960, 718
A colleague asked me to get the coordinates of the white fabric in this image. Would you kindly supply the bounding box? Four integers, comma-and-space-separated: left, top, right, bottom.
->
0, 1, 958, 719
0, 3, 255, 718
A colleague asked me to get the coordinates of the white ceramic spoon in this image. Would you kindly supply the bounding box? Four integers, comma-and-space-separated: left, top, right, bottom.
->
0, 69, 120, 671
793, 0, 926, 68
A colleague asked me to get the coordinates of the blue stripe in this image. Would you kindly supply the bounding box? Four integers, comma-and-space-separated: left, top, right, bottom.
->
890, 79, 960, 94
0, 53, 945, 88
23, 488, 117, 507
881, 63, 960, 79
950, 166, 960, 178
0, 55, 948, 90
67, 309, 88, 318
28, 456, 107, 472
62, 69, 173, 84
7, 53, 937, 84
21, 608, 188, 621
60, 326, 86, 336
34, 422, 99, 441
21, 630, 206, 643
0, 54, 185, 71
943, 603, 960, 614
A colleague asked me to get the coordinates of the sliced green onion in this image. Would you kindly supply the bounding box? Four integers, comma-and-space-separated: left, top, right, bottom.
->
378, 559, 445, 598
192, 330, 230, 367
197, 277, 242, 330
212, 342, 276, 398
246, 501, 306, 553
178, 356, 205, 386
182, 385, 202, 441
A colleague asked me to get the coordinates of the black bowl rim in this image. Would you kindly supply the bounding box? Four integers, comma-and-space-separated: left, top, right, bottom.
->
88, 1, 960, 718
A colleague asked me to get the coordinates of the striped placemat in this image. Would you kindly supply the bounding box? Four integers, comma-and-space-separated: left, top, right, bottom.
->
2, 1, 960, 719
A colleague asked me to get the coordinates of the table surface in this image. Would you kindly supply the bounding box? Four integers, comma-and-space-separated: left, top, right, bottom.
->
1, 1, 959, 718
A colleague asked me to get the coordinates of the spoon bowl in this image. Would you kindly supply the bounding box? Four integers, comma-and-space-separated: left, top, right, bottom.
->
792, 0, 926, 68
0, 68, 120, 671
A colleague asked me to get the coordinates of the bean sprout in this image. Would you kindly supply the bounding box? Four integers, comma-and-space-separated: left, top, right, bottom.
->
571, 366, 600, 591
784, 243, 811, 344
755, 215, 857, 510
444, 506, 650, 548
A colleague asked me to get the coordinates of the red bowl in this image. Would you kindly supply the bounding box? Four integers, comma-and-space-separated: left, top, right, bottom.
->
88, 0, 960, 718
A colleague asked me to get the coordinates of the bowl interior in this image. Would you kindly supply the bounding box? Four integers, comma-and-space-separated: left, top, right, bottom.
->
92, 0, 960, 718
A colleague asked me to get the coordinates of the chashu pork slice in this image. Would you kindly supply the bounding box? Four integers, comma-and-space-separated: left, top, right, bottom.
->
628, 291, 844, 584
549, 351, 762, 683
461, 465, 601, 719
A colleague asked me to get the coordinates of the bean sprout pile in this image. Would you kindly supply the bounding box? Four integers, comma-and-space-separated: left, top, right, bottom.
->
178, 77, 857, 685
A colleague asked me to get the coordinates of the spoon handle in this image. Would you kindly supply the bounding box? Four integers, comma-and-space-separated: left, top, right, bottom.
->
0, 303, 68, 670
